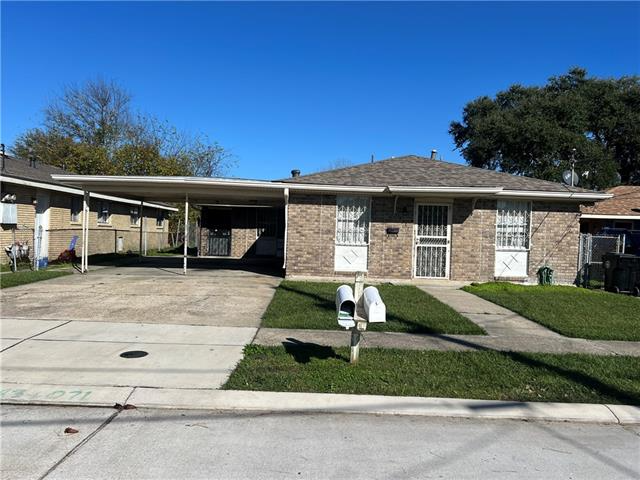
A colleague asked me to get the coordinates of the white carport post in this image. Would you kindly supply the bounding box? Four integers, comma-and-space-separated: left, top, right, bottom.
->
138, 200, 144, 259
183, 194, 189, 275
81, 190, 90, 273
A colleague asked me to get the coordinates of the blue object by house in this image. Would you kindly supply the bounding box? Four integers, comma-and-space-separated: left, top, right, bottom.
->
69, 235, 79, 251
38, 257, 49, 269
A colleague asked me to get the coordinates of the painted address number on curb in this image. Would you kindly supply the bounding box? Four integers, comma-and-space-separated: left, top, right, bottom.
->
0, 388, 93, 401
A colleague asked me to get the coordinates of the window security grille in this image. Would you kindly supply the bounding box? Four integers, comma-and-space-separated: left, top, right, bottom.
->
70, 197, 82, 223
336, 196, 370, 246
496, 200, 531, 250
97, 201, 110, 224
130, 207, 140, 226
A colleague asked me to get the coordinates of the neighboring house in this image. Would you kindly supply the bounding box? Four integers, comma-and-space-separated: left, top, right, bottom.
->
580, 185, 640, 233
0, 154, 177, 266
53, 155, 611, 284
580, 185, 640, 255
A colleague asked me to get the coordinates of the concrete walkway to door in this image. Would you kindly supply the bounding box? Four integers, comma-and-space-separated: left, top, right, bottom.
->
254, 285, 640, 357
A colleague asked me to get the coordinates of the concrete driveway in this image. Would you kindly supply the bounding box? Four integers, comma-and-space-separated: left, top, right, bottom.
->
1, 259, 282, 400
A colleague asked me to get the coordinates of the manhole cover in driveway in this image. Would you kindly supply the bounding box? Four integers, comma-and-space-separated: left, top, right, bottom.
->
120, 350, 149, 359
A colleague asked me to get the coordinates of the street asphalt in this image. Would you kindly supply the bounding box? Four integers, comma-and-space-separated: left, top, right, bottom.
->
1, 404, 639, 480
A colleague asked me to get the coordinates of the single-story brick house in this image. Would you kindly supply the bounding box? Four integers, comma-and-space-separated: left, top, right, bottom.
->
0, 154, 177, 266
53, 155, 610, 283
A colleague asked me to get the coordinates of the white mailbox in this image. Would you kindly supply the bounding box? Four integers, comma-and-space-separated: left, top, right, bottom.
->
363, 286, 386, 323
336, 284, 356, 329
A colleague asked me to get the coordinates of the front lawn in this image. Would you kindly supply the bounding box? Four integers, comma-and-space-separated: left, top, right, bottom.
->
0, 269, 73, 288
262, 280, 485, 334
224, 345, 640, 405
463, 282, 640, 341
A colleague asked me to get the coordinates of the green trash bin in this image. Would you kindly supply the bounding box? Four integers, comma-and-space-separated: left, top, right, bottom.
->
537, 266, 554, 286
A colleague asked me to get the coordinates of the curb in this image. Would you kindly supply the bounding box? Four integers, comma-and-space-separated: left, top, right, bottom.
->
2, 384, 639, 425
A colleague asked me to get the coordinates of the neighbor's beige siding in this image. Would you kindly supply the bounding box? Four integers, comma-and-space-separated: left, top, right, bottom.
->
1, 181, 170, 263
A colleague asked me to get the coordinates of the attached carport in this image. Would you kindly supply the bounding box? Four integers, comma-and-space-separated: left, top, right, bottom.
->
51, 175, 290, 275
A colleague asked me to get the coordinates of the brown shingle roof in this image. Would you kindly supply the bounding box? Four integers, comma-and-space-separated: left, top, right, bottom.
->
281, 155, 596, 193
1, 155, 69, 186
581, 186, 640, 216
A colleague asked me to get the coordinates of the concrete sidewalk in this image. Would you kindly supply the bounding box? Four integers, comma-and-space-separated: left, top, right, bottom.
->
253, 328, 640, 356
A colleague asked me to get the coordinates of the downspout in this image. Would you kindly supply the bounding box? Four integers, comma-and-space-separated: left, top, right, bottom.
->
283, 187, 289, 269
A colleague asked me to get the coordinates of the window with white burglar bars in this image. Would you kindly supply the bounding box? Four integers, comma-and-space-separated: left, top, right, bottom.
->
334, 196, 370, 272
336, 196, 370, 246
496, 200, 531, 250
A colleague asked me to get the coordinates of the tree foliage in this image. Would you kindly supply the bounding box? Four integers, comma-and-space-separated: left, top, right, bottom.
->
449, 68, 640, 189
12, 78, 231, 177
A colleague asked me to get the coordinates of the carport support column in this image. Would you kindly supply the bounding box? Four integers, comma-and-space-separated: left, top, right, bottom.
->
138, 200, 144, 259
183, 194, 189, 275
82, 190, 90, 273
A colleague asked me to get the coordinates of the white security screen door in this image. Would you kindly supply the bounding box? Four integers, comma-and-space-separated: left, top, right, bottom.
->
415, 204, 451, 278
494, 200, 531, 277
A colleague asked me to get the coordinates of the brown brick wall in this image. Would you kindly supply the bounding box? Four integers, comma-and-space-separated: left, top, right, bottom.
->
367, 196, 414, 279
285, 194, 581, 284
286, 194, 336, 276
450, 198, 496, 282
529, 201, 581, 284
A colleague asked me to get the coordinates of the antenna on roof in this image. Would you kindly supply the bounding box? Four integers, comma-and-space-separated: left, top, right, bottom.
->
370, 154, 374, 163
0, 143, 5, 171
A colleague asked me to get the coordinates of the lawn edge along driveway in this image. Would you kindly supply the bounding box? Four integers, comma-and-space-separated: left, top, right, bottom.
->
0, 269, 73, 289
224, 344, 640, 406
262, 280, 485, 335
463, 282, 640, 341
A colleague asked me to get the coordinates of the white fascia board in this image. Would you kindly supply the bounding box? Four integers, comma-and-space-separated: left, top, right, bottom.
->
1, 175, 177, 211
388, 186, 504, 195
496, 190, 613, 201
581, 214, 640, 220
52, 174, 287, 190
284, 183, 386, 193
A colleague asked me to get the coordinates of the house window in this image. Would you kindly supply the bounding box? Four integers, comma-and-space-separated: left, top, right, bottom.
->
496, 200, 531, 250
156, 209, 164, 228
130, 207, 140, 226
70, 197, 82, 223
256, 209, 277, 238
97, 201, 110, 224
336, 196, 370, 246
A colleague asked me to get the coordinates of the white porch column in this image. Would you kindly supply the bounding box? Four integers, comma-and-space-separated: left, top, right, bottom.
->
183, 194, 189, 275
138, 200, 144, 260
82, 190, 90, 273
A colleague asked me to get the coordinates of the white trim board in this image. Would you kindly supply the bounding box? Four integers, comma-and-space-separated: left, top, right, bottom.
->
0, 176, 178, 211
581, 214, 640, 220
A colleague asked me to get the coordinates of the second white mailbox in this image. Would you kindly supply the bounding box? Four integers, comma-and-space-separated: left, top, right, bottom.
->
363, 286, 386, 323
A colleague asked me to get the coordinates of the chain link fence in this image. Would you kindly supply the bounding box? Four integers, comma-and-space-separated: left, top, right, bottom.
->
577, 233, 625, 288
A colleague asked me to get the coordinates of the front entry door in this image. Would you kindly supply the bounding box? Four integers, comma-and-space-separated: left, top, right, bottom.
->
414, 204, 451, 278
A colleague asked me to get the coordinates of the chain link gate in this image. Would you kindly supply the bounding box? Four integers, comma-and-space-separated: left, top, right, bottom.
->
577, 233, 625, 288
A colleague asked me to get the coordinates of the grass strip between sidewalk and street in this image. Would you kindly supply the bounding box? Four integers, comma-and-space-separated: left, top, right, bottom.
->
463, 282, 640, 341
224, 345, 640, 405
0, 269, 73, 288
262, 280, 485, 334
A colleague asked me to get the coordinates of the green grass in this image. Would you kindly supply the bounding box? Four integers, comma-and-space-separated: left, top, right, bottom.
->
224, 344, 640, 405
0, 269, 73, 288
463, 282, 640, 341
262, 280, 485, 334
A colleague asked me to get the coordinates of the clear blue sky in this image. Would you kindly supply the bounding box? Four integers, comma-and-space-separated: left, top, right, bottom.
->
2, 2, 639, 180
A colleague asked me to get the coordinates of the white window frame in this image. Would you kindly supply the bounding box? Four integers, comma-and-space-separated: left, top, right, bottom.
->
335, 196, 371, 247
97, 200, 111, 225
495, 200, 531, 251
70, 196, 82, 223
